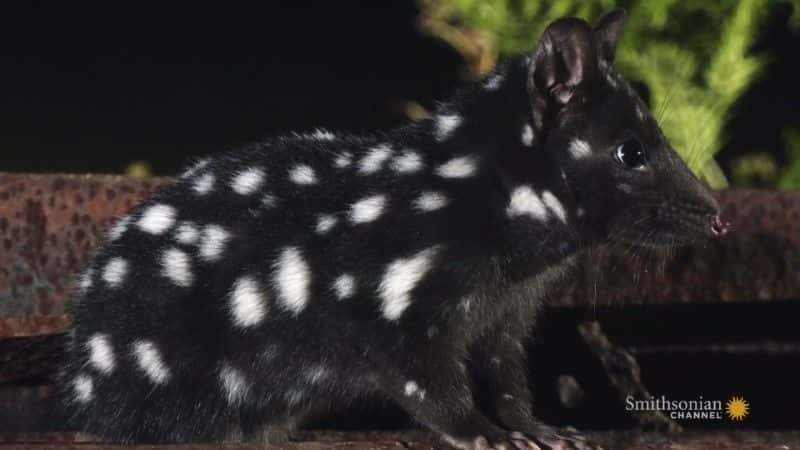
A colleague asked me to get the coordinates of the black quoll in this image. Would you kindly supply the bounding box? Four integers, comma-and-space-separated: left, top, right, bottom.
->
61, 10, 729, 450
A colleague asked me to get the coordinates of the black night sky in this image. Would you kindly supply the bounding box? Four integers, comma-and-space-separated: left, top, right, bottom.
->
1, 2, 797, 178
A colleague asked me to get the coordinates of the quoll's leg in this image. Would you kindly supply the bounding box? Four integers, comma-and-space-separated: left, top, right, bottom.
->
375, 355, 540, 450
242, 416, 298, 444
471, 319, 600, 450
241, 404, 327, 444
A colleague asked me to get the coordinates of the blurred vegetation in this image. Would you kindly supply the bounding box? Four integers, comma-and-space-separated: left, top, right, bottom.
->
728, 130, 800, 188
125, 161, 154, 178
778, 129, 800, 189
417, 0, 800, 189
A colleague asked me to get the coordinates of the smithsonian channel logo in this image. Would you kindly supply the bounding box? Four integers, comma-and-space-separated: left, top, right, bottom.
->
626, 395, 750, 421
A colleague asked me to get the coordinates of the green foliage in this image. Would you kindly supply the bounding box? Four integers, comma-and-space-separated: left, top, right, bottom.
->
730, 152, 780, 187
778, 128, 800, 190
419, 0, 799, 188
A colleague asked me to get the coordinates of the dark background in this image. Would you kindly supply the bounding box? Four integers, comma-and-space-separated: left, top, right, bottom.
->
1, 2, 798, 177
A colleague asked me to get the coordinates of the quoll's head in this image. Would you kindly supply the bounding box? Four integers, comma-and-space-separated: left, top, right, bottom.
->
527, 10, 730, 245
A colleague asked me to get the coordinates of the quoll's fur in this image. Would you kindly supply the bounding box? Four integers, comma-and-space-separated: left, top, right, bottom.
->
61, 11, 728, 450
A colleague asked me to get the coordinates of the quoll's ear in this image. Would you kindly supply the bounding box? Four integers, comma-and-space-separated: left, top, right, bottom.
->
529, 17, 597, 114
593, 9, 626, 64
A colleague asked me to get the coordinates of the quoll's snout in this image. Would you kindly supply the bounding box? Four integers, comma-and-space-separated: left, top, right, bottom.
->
711, 214, 732, 237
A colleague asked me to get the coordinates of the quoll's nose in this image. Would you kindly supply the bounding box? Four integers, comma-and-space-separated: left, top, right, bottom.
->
711, 214, 732, 236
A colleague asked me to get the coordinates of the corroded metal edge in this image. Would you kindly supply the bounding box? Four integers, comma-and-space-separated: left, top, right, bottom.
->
1, 173, 799, 337
0, 430, 798, 449
555, 190, 800, 307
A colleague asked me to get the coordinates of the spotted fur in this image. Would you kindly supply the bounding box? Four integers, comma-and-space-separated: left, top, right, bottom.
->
61, 10, 722, 449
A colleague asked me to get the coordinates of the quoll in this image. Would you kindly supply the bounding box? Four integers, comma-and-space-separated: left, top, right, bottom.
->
61, 10, 729, 450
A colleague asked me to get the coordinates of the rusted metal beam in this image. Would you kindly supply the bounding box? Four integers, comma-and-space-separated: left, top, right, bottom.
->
0, 173, 169, 337
0, 430, 798, 449
2, 173, 799, 338
556, 189, 800, 307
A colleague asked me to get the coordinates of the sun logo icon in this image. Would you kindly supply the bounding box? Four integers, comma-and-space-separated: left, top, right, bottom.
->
726, 396, 750, 421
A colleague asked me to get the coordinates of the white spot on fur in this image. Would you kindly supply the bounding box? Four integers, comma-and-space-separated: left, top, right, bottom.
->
161, 247, 193, 287
568, 139, 591, 159
333, 274, 355, 300
507, 186, 547, 221
436, 156, 477, 178
576, 207, 586, 218
521, 124, 534, 147
350, 194, 386, 224
413, 191, 448, 212
78, 268, 93, 294
73, 374, 93, 402
286, 388, 305, 406
636, 104, 647, 121
229, 275, 268, 328
274, 247, 311, 315
132, 340, 171, 385
309, 129, 336, 141
434, 114, 462, 141
541, 191, 567, 222
392, 150, 424, 173
484, 73, 504, 91
262, 194, 279, 208
359, 144, 393, 174
378, 247, 438, 321
289, 164, 317, 185
199, 225, 230, 261
618, 183, 633, 193
181, 158, 210, 178
102, 257, 128, 288
315, 214, 337, 234
107, 216, 130, 241
175, 221, 199, 245
459, 297, 472, 314
606, 71, 618, 89
404, 381, 426, 400
231, 168, 265, 195
305, 364, 329, 384
334, 152, 353, 168
192, 173, 215, 195
87, 334, 115, 374
219, 362, 251, 405
138, 204, 176, 235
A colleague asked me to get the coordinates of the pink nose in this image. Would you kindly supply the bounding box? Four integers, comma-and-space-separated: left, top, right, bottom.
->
711, 215, 732, 236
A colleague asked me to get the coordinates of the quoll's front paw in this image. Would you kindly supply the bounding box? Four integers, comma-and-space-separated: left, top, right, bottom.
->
520, 425, 601, 450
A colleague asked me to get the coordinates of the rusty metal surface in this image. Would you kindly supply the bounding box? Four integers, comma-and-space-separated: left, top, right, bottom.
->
1, 431, 798, 449
552, 190, 800, 306
1, 173, 799, 337
0, 173, 170, 337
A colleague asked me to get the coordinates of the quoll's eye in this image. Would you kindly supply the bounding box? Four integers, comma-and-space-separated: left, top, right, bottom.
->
613, 139, 647, 169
